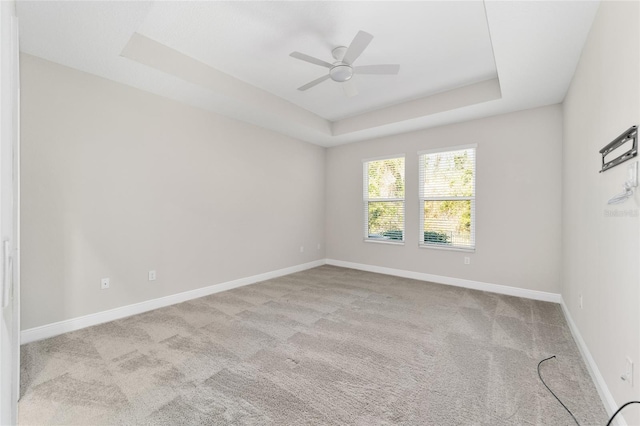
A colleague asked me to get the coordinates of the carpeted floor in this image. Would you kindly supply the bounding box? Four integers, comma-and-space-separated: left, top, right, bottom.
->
19, 265, 607, 425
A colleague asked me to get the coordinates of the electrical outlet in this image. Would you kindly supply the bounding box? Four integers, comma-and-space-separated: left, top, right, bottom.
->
101, 278, 110, 290
300, 246, 304, 253
622, 357, 634, 387
628, 161, 638, 187
148, 270, 156, 281
464, 256, 470, 265
317, 243, 321, 250
579, 294, 583, 309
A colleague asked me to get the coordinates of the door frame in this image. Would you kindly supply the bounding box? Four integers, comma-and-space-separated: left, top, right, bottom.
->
0, 0, 20, 424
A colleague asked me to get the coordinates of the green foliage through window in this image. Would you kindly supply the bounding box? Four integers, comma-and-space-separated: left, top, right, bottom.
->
423, 231, 450, 244
420, 147, 475, 249
364, 157, 405, 241
378, 230, 450, 243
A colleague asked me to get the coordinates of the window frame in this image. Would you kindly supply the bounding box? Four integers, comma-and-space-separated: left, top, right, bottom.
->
418, 144, 477, 252
362, 154, 406, 245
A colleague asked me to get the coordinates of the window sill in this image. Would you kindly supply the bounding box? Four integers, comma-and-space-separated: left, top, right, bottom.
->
419, 243, 475, 253
364, 238, 405, 246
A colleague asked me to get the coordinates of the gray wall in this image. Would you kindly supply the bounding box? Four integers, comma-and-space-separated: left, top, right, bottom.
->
20, 54, 326, 330
19, 4, 640, 420
325, 105, 563, 293
562, 1, 640, 423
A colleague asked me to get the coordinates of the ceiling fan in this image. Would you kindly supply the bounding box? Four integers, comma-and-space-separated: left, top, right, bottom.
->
290, 30, 400, 98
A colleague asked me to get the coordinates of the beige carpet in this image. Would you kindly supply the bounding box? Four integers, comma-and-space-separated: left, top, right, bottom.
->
19, 265, 607, 425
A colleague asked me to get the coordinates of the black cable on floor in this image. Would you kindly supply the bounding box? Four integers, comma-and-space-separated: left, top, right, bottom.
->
605, 401, 640, 426
538, 355, 580, 426
538, 355, 640, 426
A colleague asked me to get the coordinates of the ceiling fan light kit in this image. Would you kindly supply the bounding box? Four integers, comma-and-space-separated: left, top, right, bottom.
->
330, 65, 353, 83
290, 30, 400, 97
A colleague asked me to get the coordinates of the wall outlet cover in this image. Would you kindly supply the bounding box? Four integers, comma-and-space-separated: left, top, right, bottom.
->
624, 357, 634, 387
579, 294, 583, 309
628, 161, 638, 187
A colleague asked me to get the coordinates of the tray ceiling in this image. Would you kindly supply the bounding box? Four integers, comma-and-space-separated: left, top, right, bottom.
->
16, 1, 600, 147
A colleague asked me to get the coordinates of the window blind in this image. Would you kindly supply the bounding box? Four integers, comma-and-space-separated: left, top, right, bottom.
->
419, 146, 476, 250
363, 156, 405, 242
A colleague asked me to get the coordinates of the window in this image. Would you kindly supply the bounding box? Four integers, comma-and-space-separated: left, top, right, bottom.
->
419, 145, 476, 250
363, 156, 405, 243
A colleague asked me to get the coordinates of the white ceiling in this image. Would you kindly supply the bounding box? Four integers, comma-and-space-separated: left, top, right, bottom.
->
16, 1, 600, 147
136, 1, 497, 121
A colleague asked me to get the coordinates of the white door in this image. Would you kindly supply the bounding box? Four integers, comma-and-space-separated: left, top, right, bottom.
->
0, 1, 20, 424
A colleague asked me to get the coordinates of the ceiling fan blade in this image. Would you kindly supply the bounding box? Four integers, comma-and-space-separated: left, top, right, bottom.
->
342, 30, 374, 65
297, 74, 330, 91
290, 52, 333, 68
355, 64, 400, 75
342, 80, 358, 98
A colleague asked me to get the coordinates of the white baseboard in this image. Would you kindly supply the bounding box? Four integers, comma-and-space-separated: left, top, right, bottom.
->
20, 259, 326, 345
21, 258, 563, 345
326, 259, 562, 303
21, 257, 622, 424
326, 261, 624, 421
560, 299, 625, 426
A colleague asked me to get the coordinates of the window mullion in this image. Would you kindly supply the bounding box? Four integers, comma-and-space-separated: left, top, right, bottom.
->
364, 197, 405, 202
420, 196, 474, 201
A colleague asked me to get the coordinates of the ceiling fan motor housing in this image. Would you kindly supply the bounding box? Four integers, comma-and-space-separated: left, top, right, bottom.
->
332, 46, 348, 61
330, 46, 353, 82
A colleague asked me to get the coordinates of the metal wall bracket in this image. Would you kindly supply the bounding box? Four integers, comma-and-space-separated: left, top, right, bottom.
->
600, 126, 637, 173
